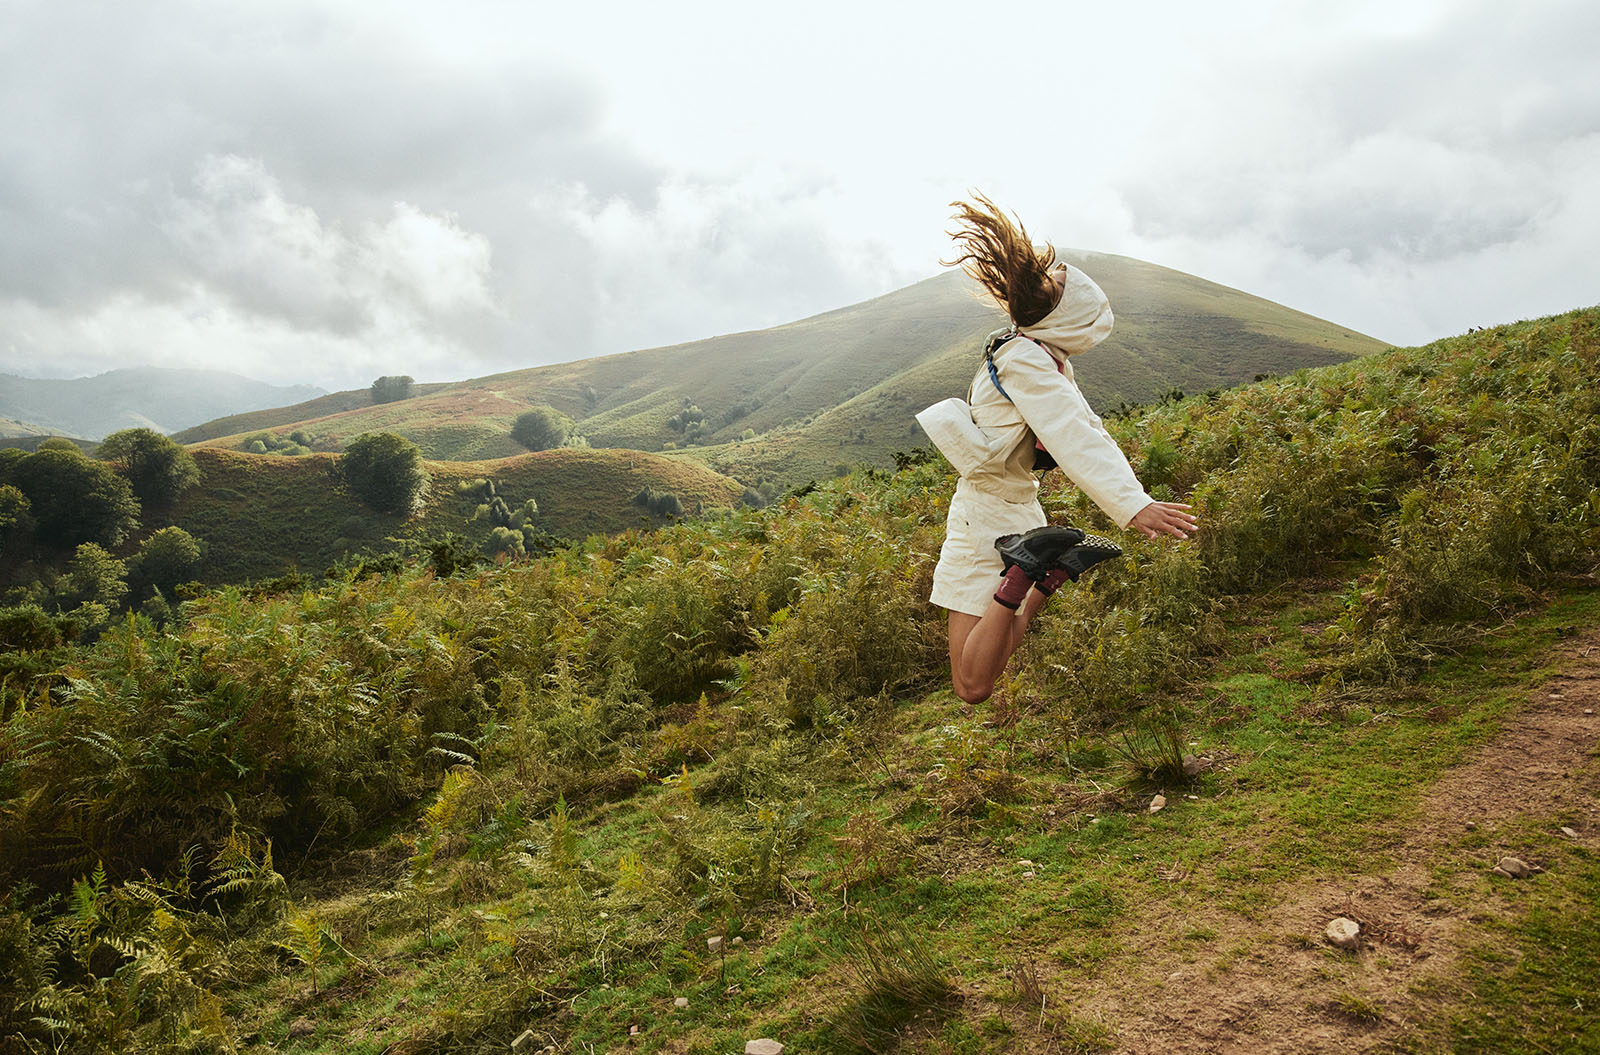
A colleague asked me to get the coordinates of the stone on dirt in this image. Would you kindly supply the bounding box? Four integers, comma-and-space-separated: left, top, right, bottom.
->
1149, 794, 1167, 813
510, 1030, 537, 1053
1182, 754, 1205, 777
1560, 827, 1579, 839
1326, 917, 1361, 950
707, 935, 725, 952
675, 996, 689, 1009
1493, 856, 1538, 878
745, 1040, 785, 1055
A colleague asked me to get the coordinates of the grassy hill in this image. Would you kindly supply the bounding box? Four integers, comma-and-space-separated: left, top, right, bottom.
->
5, 308, 1594, 1054
183, 255, 1388, 487
170, 383, 454, 446
160, 446, 745, 583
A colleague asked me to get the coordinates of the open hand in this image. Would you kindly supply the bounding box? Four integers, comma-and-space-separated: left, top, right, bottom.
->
1129, 501, 1198, 540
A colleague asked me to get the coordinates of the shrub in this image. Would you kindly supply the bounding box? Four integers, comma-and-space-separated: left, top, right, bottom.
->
511, 407, 573, 452
129, 526, 205, 602
96, 428, 199, 507
51, 542, 130, 615
633, 487, 682, 517
340, 432, 431, 515
485, 526, 525, 560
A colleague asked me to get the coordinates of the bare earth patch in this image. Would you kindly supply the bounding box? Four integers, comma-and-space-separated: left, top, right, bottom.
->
1073, 631, 1600, 1054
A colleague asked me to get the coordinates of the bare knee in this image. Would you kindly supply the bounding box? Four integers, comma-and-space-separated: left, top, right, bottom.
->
953, 678, 993, 705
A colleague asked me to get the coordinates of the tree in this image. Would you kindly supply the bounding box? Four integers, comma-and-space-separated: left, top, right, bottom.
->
0, 485, 32, 554
510, 407, 573, 452
8, 449, 139, 549
96, 428, 199, 507
340, 433, 431, 515
369, 375, 415, 404
52, 542, 129, 613
129, 526, 204, 602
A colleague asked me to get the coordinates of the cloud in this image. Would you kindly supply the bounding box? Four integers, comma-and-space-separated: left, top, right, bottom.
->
554, 172, 916, 354
2, 0, 1596, 387
1094, 0, 1600, 342
165, 155, 495, 331
0, 0, 670, 385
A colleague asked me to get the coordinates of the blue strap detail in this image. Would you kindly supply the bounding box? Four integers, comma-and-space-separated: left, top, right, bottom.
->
985, 352, 1013, 403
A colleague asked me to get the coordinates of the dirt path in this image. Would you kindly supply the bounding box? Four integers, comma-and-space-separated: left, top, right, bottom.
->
1085, 631, 1600, 1054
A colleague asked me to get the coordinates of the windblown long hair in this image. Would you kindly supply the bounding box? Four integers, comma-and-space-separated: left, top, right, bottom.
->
942, 194, 1059, 327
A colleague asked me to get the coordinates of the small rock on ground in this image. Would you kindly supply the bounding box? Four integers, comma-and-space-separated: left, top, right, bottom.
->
1149, 794, 1167, 813
745, 1040, 785, 1055
674, 996, 689, 1009
1493, 856, 1539, 879
288, 1019, 315, 1039
1560, 827, 1579, 839
1326, 917, 1361, 950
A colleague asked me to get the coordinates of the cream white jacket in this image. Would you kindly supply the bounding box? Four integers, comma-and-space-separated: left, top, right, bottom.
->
962, 263, 1153, 529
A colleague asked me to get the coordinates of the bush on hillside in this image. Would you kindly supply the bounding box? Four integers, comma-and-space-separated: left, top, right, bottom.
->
43, 543, 129, 622
96, 427, 199, 507
510, 407, 573, 452
129, 526, 205, 603
340, 432, 431, 515
633, 488, 682, 517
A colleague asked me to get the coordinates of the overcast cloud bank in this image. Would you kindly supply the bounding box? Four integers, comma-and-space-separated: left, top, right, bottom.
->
1, 0, 1595, 390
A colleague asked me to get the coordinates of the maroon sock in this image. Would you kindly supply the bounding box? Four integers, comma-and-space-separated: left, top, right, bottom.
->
1034, 567, 1071, 597
993, 566, 1033, 610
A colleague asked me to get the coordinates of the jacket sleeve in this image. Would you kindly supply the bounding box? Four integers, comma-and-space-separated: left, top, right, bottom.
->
999, 339, 1153, 529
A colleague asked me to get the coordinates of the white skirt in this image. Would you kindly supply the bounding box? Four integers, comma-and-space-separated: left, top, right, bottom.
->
929, 478, 1047, 617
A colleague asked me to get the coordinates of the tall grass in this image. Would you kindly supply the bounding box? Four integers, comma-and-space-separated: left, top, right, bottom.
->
0, 309, 1594, 1051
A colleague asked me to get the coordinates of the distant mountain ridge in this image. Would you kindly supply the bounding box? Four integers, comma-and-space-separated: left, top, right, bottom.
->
0, 367, 324, 440
178, 253, 1389, 487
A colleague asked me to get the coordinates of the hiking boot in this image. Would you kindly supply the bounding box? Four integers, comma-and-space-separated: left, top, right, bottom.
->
994, 525, 1087, 581
1056, 533, 1124, 581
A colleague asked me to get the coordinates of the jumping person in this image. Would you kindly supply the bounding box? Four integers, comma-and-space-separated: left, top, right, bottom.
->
930, 196, 1198, 704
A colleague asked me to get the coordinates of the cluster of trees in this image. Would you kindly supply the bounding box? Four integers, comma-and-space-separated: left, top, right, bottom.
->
460, 477, 554, 560
0, 430, 198, 555
245, 429, 316, 455
666, 401, 709, 444
370, 375, 415, 404
0, 430, 205, 632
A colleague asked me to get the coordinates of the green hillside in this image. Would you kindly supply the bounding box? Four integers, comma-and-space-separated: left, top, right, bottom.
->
0, 416, 53, 439
171, 383, 452, 445
184, 255, 1388, 487
5, 308, 1595, 1054
160, 446, 745, 583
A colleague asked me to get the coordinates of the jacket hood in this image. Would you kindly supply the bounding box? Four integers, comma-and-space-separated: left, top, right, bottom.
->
1018, 262, 1114, 358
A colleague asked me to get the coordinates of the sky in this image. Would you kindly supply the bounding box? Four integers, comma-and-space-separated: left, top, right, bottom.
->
2, 0, 1597, 391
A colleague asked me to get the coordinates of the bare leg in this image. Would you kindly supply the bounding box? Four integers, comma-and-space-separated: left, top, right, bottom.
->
948, 587, 1050, 704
